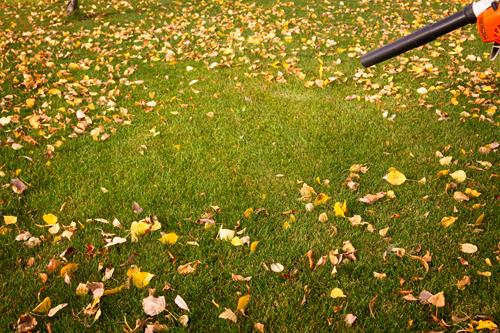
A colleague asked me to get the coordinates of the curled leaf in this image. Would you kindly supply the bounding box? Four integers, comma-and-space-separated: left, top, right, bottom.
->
142, 295, 166, 316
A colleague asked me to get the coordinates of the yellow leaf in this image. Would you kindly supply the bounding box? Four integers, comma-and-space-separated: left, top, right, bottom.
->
440, 216, 457, 228
4, 215, 17, 225
384, 168, 406, 185
43, 213, 58, 225
103, 284, 126, 296
436, 169, 449, 177
334, 201, 347, 217
48, 88, 61, 96
465, 188, 481, 198
60, 263, 78, 277
330, 288, 346, 298
250, 240, 259, 253
132, 271, 154, 289
237, 294, 250, 313
68, 63, 81, 70
26, 98, 35, 108
476, 320, 497, 330
231, 236, 243, 246
314, 193, 330, 206
158, 232, 178, 245
130, 221, 150, 242
33, 297, 51, 314
243, 208, 253, 218
477, 271, 491, 277
450, 170, 466, 183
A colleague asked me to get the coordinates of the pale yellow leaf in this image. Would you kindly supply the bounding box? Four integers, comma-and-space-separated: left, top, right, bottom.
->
219, 308, 237, 323
440, 216, 457, 228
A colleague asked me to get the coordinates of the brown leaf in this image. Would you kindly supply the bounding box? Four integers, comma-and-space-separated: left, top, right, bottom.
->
369, 294, 378, 318
11, 178, 28, 194
132, 202, 143, 214
428, 291, 445, 307
358, 192, 386, 204
419, 290, 433, 304
17, 314, 37, 333
305, 250, 314, 269
456, 275, 471, 290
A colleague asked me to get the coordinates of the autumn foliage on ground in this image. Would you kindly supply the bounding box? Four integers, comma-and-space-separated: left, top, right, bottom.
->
0, 0, 498, 332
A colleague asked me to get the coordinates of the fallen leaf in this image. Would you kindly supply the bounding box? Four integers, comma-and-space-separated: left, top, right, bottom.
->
237, 294, 250, 313
330, 288, 346, 298
334, 201, 347, 217
450, 170, 466, 183
158, 232, 178, 245
48, 303, 68, 317
270, 263, 284, 273
254, 322, 265, 333
16, 314, 37, 333
384, 168, 406, 185
132, 201, 143, 214
4, 215, 17, 225
475, 320, 498, 330
299, 183, 317, 201
219, 308, 237, 323
373, 272, 387, 280
460, 243, 478, 254
175, 295, 190, 312
33, 297, 51, 314
250, 241, 260, 252
465, 188, 481, 198
419, 290, 433, 304
456, 276, 470, 290
439, 156, 453, 166
143, 295, 166, 316
11, 178, 28, 194
314, 193, 330, 206
318, 212, 329, 222
218, 228, 235, 241
440, 216, 458, 228
453, 192, 469, 202
231, 236, 243, 246
428, 291, 445, 307
42, 214, 58, 225
60, 263, 78, 277
131, 271, 154, 288
345, 313, 357, 326
359, 192, 386, 204
177, 260, 201, 275
104, 236, 127, 247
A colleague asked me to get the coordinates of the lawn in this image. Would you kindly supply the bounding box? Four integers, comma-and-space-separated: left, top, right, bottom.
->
0, 0, 498, 332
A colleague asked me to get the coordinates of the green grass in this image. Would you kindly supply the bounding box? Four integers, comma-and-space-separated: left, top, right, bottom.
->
0, 0, 499, 332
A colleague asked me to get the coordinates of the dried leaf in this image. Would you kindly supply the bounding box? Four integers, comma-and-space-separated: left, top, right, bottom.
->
456, 276, 470, 290
270, 263, 284, 273
177, 260, 200, 275
48, 303, 68, 317
460, 243, 478, 254
428, 291, 445, 307
175, 295, 190, 312
11, 178, 28, 194
17, 314, 37, 333
359, 192, 386, 204
345, 313, 357, 326
142, 295, 166, 316
219, 308, 237, 323
104, 236, 127, 247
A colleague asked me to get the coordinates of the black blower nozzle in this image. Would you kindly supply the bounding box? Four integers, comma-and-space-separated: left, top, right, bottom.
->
361, 5, 477, 67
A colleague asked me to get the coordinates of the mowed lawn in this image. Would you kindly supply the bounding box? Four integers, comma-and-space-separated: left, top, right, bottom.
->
0, 0, 498, 332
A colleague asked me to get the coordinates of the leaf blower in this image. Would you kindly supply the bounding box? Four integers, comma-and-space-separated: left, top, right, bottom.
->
361, 0, 500, 67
